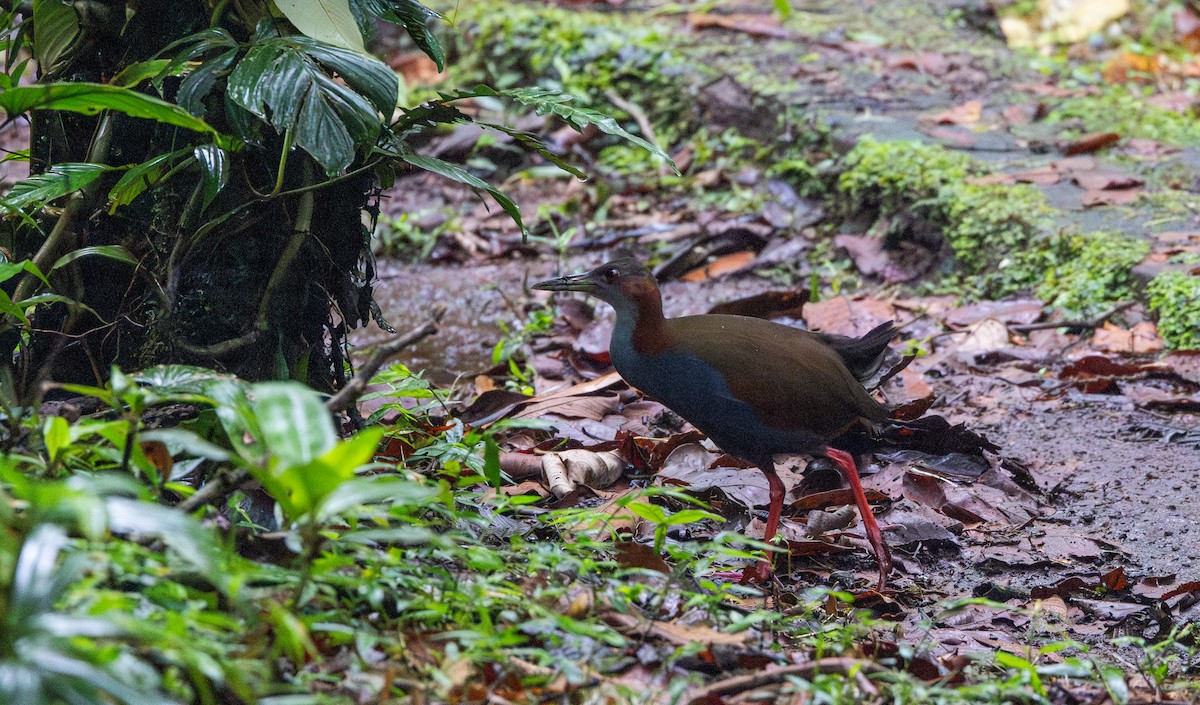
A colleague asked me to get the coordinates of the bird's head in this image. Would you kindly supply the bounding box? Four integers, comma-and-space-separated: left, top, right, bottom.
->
532, 257, 662, 319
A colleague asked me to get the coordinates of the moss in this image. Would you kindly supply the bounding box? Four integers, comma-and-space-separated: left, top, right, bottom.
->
1048, 85, 1200, 148
1147, 271, 1200, 349
838, 137, 973, 214
837, 138, 1055, 297
938, 182, 1053, 295
1037, 231, 1149, 317
445, 3, 689, 140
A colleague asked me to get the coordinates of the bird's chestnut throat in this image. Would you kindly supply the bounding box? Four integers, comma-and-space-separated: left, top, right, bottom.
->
618, 278, 671, 356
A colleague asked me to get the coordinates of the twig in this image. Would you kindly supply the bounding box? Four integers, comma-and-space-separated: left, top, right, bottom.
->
177, 468, 249, 513
685, 658, 887, 705
603, 89, 661, 156
325, 307, 444, 412
1011, 301, 1136, 333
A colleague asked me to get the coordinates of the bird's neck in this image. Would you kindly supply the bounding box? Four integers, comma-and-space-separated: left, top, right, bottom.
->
610, 286, 669, 356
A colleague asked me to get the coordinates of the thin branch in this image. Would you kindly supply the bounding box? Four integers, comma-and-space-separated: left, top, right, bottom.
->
684, 658, 887, 705
177, 468, 249, 513
603, 89, 660, 155
325, 307, 445, 412
1011, 301, 1136, 333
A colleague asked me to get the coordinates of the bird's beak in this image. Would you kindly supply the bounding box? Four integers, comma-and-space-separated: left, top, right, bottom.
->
531, 271, 597, 293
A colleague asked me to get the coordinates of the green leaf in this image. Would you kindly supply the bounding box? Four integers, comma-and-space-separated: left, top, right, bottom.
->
483, 435, 501, 487
249, 381, 338, 466
480, 121, 585, 179
50, 245, 138, 273
32, 0, 79, 75
398, 151, 526, 236
177, 48, 239, 117
0, 83, 230, 146
104, 497, 221, 577
228, 38, 395, 172
355, 0, 445, 70
666, 509, 722, 526
0, 260, 51, 288
193, 144, 229, 210
0, 162, 111, 213
111, 59, 173, 88
448, 85, 678, 174
107, 148, 189, 212
42, 415, 69, 461
275, 0, 367, 54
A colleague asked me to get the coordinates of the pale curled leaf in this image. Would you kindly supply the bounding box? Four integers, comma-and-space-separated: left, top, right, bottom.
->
274, 0, 367, 53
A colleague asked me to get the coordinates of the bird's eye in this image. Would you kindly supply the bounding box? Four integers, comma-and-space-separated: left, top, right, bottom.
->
603, 267, 620, 282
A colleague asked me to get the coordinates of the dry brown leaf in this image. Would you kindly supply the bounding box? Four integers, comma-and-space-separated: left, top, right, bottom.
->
1090, 321, 1164, 354
679, 251, 756, 281
923, 99, 983, 126
1060, 131, 1120, 155
802, 297, 896, 337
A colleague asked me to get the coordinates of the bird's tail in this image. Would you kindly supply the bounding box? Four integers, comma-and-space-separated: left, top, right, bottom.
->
820, 321, 899, 385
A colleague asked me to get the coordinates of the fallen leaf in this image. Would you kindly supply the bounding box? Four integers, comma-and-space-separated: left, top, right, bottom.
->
923, 99, 983, 126
1090, 321, 1164, 354
708, 289, 809, 318
1060, 131, 1120, 155
944, 299, 1044, 327
802, 297, 896, 337
679, 251, 756, 281
835, 233, 890, 276
951, 318, 1011, 355
686, 12, 793, 39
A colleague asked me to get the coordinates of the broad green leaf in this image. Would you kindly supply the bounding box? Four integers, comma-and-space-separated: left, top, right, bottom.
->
228, 38, 394, 172
0, 289, 31, 325
140, 428, 231, 462
483, 435, 501, 487
289, 36, 398, 116
355, 0, 444, 70
275, 0, 367, 54
107, 149, 189, 212
267, 429, 395, 521
177, 48, 239, 116
398, 151, 526, 235
0, 260, 51, 288
50, 245, 138, 273
111, 58, 173, 87
32, 0, 79, 75
0, 83, 229, 146
0, 162, 111, 213
249, 381, 338, 466
105, 497, 221, 577
193, 144, 229, 210
42, 415, 69, 461
666, 509, 722, 525
339, 524, 433, 545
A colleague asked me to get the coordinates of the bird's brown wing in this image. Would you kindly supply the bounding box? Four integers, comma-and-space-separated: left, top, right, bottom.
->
666, 315, 887, 439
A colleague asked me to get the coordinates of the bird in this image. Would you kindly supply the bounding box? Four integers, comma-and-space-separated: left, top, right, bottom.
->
533, 257, 896, 589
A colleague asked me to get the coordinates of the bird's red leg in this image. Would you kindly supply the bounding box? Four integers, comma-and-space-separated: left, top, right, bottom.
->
825, 447, 891, 591
740, 464, 784, 584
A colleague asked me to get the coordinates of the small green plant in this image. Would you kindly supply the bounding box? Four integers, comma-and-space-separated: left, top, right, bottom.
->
1147, 271, 1200, 349
374, 210, 456, 261
838, 137, 974, 214
1038, 231, 1149, 317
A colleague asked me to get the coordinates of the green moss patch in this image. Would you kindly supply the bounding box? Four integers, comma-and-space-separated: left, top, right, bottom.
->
837, 138, 1056, 297
1048, 85, 1200, 148
1037, 231, 1149, 317
1148, 271, 1200, 349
